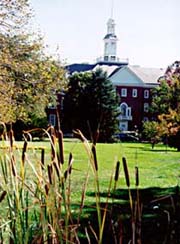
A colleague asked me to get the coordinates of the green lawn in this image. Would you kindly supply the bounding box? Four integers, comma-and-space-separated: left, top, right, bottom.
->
4, 139, 179, 198
64, 140, 180, 189
6, 139, 179, 187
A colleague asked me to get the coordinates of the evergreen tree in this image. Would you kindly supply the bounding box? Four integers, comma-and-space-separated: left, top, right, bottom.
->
63, 68, 120, 142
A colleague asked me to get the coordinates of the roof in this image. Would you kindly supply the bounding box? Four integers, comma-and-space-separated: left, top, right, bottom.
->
93, 64, 120, 77
66, 61, 127, 75
65, 63, 96, 75
65, 62, 164, 85
129, 65, 164, 84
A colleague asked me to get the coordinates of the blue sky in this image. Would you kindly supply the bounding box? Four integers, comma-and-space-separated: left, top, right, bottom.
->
30, 0, 179, 68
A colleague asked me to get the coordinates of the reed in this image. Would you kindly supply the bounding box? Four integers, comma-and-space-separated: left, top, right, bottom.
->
0, 125, 176, 243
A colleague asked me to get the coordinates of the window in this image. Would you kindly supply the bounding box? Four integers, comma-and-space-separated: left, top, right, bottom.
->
144, 89, 149, 99
110, 56, 116, 61
121, 88, 127, 97
132, 89, 137, 98
104, 56, 109, 61
119, 122, 128, 131
127, 107, 132, 117
120, 103, 127, 116
119, 103, 132, 119
144, 103, 149, 112
49, 114, 56, 126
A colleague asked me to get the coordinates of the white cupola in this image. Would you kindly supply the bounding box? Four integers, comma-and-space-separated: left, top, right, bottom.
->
103, 18, 118, 62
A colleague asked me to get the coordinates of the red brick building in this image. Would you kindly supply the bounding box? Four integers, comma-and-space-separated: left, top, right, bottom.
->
109, 65, 164, 131
47, 17, 164, 132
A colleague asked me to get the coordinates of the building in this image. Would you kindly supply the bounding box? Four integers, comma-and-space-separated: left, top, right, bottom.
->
48, 17, 164, 132
110, 65, 163, 131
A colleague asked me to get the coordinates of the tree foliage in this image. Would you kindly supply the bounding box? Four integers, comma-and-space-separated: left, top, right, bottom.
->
63, 69, 120, 142
0, 0, 66, 125
142, 121, 161, 149
150, 61, 180, 150
0, 0, 31, 34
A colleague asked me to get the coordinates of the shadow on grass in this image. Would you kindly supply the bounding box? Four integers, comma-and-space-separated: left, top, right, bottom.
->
141, 148, 177, 152
74, 186, 180, 244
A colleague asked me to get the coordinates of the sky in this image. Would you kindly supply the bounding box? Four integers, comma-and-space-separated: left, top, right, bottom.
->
30, 0, 179, 68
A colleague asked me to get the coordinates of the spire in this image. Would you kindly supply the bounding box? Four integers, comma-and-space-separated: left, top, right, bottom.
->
103, 5, 118, 62
110, 0, 114, 19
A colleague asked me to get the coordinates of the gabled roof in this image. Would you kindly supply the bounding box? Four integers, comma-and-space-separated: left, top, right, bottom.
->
110, 65, 164, 87
65, 62, 164, 87
129, 65, 164, 84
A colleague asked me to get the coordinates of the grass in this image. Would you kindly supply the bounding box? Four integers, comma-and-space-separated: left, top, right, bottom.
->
2, 139, 179, 197
0, 135, 179, 243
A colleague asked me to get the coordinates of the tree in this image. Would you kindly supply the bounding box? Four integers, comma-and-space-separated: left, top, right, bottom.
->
150, 61, 180, 150
142, 121, 161, 149
0, 1, 66, 128
0, 0, 31, 35
63, 69, 120, 142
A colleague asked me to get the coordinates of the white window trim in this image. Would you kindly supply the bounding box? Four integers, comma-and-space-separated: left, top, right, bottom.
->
121, 88, 127, 97
132, 89, 137, 98
144, 89, 149, 99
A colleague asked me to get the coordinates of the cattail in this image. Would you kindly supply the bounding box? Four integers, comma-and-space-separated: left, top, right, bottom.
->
53, 161, 60, 179
47, 165, 53, 184
92, 144, 98, 171
45, 184, 49, 196
135, 166, 139, 187
57, 130, 64, 165
114, 161, 120, 182
22, 140, 28, 165
0, 191, 7, 202
41, 148, 45, 169
64, 153, 73, 180
68, 152, 73, 174
122, 157, 130, 187
64, 170, 68, 180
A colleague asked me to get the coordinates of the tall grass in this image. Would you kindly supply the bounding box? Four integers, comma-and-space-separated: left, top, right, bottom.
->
0, 125, 178, 243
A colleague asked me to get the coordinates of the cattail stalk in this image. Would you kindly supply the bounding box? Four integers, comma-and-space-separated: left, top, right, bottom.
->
57, 129, 64, 165
122, 157, 133, 215
92, 145, 98, 171
41, 148, 45, 170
